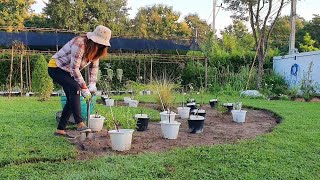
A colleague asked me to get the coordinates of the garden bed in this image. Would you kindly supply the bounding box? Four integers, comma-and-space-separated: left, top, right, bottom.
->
66, 104, 279, 160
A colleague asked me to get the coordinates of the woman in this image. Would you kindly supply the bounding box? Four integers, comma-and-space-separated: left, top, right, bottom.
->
48, 25, 111, 139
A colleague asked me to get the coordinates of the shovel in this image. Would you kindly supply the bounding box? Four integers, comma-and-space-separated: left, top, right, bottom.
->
81, 95, 95, 141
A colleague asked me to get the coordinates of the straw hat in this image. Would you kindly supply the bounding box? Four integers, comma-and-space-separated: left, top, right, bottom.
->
86, 25, 111, 47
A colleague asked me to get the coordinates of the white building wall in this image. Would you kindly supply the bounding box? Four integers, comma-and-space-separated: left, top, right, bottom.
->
273, 51, 320, 92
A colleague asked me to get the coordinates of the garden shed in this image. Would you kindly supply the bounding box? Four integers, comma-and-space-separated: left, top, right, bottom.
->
273, 50, 320, 93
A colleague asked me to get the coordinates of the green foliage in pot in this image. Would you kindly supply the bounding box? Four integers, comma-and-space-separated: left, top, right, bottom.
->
32, 55, 53, 101
100, 106, 136, 131
125, 80, 146, 99
148, 78, 179, 110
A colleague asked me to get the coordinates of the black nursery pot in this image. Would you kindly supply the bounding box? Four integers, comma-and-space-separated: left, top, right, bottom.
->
188, 115, 205, 133
223, 103, 234, 113
190, 109, 206, 118
209, 99, 218, 108
187, 99, 196, 103
135, 114, 149, 131
186, 102, 197, 111
101, 95, 109, 102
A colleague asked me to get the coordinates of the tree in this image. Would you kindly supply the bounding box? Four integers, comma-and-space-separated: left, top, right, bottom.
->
0, 0, 35, 31
299, 33, 319, 52
270, 15, 305, 55
32, 55, 53, 101
44, 0, 129, 35
224, 0, 287, 88
184, 14, 211, 41
222, 20, 255, 53
133, 4, 191, 39
297, 14, 320, 50
24, 14, 52, 28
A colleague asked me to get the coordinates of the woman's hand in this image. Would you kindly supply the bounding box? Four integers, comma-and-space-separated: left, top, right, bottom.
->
88, 83, 97, 93
81, 88, 91, 100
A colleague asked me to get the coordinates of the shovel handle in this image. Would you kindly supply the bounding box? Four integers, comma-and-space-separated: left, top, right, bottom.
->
86, 98, 91, 126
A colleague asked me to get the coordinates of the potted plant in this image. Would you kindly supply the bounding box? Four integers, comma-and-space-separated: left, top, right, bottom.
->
177, 92, 191, 119
104, 106, 135, 151
149, 78, 181, 139
231, 101, 247, 123
125, 81, 144, 107
188, 114, 205, 133
128, 98, 139, 107
190, 89, 206, 117
123, 96, 131, 104
223, 98, 234, 113
160, 108, 181, 139
102, 68, 115, 106
209, 96, 218, 108
134, 110, 149, 131
89, 112, 106, 132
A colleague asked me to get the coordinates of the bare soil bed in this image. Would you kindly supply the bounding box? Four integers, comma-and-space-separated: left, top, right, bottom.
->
67, 103, 280, 160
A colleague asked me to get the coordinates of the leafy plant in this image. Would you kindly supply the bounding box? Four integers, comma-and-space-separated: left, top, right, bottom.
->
261, 71, 288, 97
107, 68, 113, 81
32, 55, 53, 101
233, 101, 242, 110
116, 69, 123, 82
98, 74, 110, 96
300, 62, 319, 101
102, 105, 136, 131
148, 78, 178, 110
125, 80, 146, 100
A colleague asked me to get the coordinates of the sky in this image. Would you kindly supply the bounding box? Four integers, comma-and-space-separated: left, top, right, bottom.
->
32, 0, 320, 34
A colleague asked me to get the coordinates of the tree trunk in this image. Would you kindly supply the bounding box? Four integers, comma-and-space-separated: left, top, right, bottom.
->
28, 54, 32, 92
20, 52, 24, 96
9, 46, 14, 98
257, 49, 265, 89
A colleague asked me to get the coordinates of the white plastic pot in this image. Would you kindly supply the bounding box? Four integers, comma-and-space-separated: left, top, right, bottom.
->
177, 107, 191, 119
231, 110, 247, 123
129, 100, 139, 107
160, 111, 176, 122
108, 129, 134, 151
123, 97, 131, 104
160, 121, 181, 139
89, 115, 105, 132
105, 98, 115, 107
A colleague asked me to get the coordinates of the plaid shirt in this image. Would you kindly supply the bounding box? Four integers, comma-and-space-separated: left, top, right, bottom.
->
52, 36, 99, 89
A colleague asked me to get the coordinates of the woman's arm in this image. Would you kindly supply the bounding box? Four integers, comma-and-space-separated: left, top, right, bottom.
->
89, 60, 99, 85
70, 41, 87, 89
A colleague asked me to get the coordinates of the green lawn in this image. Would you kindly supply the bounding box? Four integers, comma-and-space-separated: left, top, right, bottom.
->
0, 95, 319, 179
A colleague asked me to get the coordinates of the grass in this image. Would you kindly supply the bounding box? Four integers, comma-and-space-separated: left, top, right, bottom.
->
0, 95, 320, 179
0, 97, 76, 168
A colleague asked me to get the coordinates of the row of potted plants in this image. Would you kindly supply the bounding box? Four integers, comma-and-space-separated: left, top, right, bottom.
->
101, 95, 140, 107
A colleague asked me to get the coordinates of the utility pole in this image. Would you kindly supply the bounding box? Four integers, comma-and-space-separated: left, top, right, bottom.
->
212, 0, 217, 33
289, 0, 297, 54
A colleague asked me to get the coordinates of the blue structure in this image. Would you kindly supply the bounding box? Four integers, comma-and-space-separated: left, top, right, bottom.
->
0, 31, 199, 51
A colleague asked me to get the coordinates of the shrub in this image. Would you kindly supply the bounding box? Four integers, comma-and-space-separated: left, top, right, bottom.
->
300, 62, 319, 101
32, 55, 53, 101
261, 72, 288, 97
